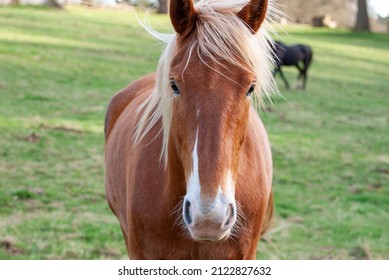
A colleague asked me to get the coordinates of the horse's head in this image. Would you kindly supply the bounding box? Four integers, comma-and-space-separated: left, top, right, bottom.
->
166, 0, 271, 242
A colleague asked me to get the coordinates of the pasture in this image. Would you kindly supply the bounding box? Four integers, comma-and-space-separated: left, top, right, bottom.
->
0, 5, 388, 259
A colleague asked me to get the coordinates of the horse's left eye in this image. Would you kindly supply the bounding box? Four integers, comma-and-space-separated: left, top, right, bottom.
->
170, 79, 180, 96
246, 84, 255, 97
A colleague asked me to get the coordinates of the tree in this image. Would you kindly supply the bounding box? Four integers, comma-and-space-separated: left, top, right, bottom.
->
354, 0, 370, 31
44, 0, 63, 8
157, 0, 168, 14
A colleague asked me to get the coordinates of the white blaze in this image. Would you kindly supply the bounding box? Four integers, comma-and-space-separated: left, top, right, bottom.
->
186, 130, 201, 201
224, 169, 235, 199
185, 130, 236, 223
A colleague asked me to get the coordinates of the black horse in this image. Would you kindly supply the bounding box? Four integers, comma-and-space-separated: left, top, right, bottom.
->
272, 41, 313, 90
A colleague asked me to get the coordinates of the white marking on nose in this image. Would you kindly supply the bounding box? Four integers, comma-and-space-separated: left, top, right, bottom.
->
185, 131, 237, 222
186, 129, 200, 201
224, 170, 235, 199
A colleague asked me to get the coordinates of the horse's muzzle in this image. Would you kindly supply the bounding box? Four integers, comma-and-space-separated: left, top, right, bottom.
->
183, 197, 236, 242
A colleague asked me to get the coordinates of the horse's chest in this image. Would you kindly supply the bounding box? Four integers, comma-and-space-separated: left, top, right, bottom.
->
129, 214, 255, 259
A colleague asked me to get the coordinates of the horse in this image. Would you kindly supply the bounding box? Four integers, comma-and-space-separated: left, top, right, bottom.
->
104, 0, 277, 260
272, 41, 313, 90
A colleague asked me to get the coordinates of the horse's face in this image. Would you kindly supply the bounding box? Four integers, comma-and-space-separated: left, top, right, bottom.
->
168, 0, 268, 242
170, 49, 254, 241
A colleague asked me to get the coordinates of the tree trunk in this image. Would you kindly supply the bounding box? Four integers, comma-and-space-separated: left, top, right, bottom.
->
354, 0, 370, 31
157, 0, 168, 14
45, 0, 63, 9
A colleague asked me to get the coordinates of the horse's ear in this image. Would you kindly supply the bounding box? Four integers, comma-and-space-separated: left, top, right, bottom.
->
170, 0, 197, 36
237, 0, 268, 33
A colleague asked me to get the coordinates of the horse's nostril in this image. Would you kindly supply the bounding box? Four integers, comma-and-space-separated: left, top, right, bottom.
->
225, 203, 235, 217
223, 203, 236, 228
183, 199, 192, 225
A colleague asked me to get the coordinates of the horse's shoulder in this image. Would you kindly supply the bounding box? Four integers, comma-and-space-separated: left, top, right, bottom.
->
104, 73, 156, 140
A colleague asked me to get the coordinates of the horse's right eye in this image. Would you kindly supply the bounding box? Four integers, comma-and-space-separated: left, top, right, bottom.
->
170, 79, 180, 96
246, 84, 255, 97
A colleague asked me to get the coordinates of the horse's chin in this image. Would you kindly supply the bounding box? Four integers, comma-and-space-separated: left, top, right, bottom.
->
189, 229, 231, 243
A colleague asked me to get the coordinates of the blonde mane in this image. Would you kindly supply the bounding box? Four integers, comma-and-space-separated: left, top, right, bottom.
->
134, 0, 279, 164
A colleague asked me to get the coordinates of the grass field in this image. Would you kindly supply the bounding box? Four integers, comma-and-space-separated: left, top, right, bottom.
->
0, 5, 388, 260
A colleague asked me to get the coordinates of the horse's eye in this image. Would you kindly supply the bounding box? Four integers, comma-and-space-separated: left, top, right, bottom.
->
246, 84, 255, 97
170, 79, 180, 96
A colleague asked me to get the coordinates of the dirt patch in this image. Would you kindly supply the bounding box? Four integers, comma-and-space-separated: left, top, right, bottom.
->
374, 168, 389, 175
40, 124, 83, 134
0, 237, 24, 256
349, 246, 371, 260
19, 132, 40, 143
368, 183, 382, 191
349, 185, 363, 194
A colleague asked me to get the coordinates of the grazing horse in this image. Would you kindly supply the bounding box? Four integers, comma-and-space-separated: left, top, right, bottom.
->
104, 0, 276, 260
273, 41, 313, 90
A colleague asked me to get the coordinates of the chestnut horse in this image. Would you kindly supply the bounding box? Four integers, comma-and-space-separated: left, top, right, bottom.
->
104, 0, 277, 260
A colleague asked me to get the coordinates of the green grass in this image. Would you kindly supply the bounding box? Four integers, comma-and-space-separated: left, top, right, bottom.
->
0, 6, 388, 260
258, 25, 389, 259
